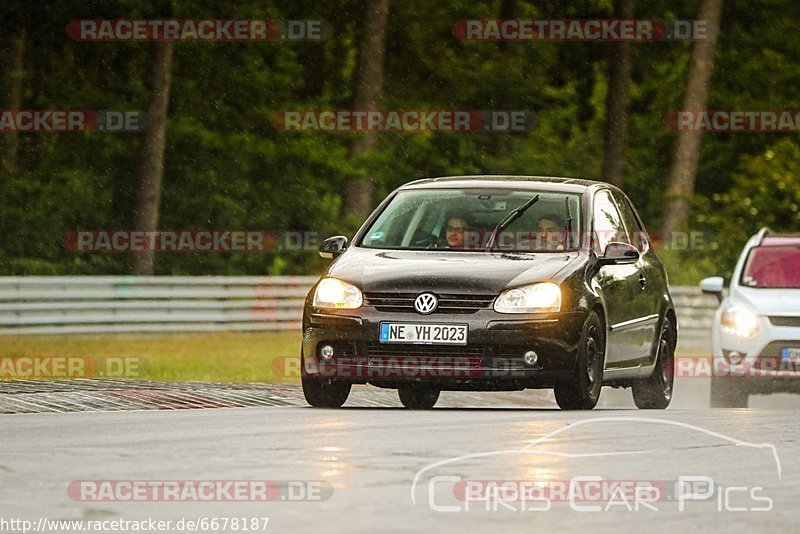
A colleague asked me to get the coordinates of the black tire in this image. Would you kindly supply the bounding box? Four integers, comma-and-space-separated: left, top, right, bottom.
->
555, 311, 605, 410
301, 355, 351, 408
710, 376, 748, 408
632, 318, 675, 409
398, 385, 440, 409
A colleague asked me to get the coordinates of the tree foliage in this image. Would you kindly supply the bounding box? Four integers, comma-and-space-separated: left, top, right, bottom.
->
0, 0, 798, 281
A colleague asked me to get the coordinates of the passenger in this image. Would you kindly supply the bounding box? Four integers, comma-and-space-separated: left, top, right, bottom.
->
536, 213, 565, 251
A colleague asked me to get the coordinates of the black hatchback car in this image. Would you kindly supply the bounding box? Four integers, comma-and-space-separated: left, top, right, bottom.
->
301, 176, 677, 410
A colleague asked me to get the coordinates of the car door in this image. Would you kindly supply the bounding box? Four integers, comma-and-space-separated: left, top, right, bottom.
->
613, 191, 662, 366
591, 190, 646, 368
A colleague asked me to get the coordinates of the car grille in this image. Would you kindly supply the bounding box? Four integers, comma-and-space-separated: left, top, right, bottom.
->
755, 341, 800, 371
363, 292, 495, 314
768, 316, 800, 328
366, 342, 485, 359
362, 344, 536, 372
362, 343, 484, 372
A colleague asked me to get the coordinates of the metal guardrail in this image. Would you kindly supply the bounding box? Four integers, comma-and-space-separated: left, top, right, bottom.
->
0, 276, 318, 335
669, 286, 720, 339
0, 277, 720, 337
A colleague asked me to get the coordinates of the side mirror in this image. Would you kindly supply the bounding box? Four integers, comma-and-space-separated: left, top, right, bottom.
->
319, 236, 348, 259
598, 242, 640, 265
700, 276, 724, 303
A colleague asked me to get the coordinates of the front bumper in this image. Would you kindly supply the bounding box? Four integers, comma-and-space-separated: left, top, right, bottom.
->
302, 307, 587, 390
712, 318, 800, 390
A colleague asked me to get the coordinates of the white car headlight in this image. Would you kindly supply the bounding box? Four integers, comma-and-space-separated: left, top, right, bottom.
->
494, 282, 561, 314
313, 278, 363, 309
721, 305, 760, 337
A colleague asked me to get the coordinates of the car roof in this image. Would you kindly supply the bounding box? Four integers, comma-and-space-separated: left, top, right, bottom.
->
399, 175, 612, 194
760, 235, 800, 246
748, 227, 800, 248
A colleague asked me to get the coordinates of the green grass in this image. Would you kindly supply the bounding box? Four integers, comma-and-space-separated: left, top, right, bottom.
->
0, 331, 301, 383
0, 326, 711, 385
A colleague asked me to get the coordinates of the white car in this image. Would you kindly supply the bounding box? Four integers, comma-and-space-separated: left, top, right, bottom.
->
701, 227, 800, 407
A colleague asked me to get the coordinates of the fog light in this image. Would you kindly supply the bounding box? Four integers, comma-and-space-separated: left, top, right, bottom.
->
320, 345, 335, 360
726, 351, 745, 365
523, 350, 539, 366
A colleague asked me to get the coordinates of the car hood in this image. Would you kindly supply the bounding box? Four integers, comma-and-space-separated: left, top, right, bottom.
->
326, 247, 583, 294
732, 286, 800, 315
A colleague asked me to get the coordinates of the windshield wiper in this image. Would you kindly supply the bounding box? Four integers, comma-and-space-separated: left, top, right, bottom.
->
564, 196, 573, 251
485, 194, 540, 252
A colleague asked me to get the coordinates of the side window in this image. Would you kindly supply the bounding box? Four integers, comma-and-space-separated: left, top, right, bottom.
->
614, 192, 650, 253
592, 191, 628, 254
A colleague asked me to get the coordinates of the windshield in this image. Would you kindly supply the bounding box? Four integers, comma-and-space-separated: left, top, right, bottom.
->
359, 188, 582, 252
741, 245, 800, 288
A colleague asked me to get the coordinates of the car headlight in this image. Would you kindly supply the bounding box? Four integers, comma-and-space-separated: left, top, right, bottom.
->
313, 278, 363, 309
494, 282, 561, 314
721, 305, 760, 337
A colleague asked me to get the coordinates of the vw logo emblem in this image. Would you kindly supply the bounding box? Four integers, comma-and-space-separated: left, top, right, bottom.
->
414, 293, 438, 315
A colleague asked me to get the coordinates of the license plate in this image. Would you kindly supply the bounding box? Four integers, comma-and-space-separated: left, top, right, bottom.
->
781, 347, 800, 362
380, 323, 468, 345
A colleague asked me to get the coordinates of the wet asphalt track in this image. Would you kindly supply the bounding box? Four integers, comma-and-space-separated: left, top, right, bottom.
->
2, 339, 800, 533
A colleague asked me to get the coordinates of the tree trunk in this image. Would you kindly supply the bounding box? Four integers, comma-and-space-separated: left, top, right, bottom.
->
494, 0, 518, 158
1, 29, 26, 174
342, 0, 391, 220
601, 0, 634, 187
131, 41, 174, 275
662, 0, 723, 237
498, 0, 518, 53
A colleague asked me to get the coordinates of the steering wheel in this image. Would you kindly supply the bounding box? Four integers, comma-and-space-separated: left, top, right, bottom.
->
415, 234, 445, 249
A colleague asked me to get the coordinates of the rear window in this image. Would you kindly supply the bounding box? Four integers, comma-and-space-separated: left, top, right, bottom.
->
740, 245, 800, 288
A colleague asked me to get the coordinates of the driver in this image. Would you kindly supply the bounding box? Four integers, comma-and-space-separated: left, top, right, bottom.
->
444, 211, 471, 249
536, 213, 565, 251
